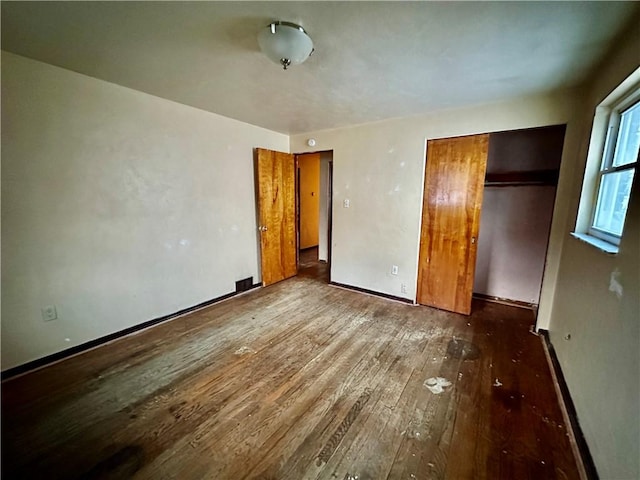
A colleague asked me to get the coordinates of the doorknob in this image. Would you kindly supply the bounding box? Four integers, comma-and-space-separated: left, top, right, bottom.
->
259, 225, 268, 232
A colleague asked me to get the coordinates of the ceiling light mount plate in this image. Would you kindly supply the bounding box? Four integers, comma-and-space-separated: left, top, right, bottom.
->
258, 21, 314, 70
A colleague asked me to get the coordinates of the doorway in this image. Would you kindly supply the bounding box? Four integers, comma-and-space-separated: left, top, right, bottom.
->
416, 125, 566, 316
473, 124, 566, 310
296, 151, 333, 282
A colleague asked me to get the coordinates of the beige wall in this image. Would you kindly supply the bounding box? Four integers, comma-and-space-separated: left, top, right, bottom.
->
291, 92, 577, 310
1, 52, 288, 369
547, 23, 640, 479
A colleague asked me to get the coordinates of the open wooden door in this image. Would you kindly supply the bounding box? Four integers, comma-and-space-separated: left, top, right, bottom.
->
256, 148, 297, 286
417, 134, 489, 314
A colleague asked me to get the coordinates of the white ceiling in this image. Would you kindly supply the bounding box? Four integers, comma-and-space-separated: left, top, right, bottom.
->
2, 2, 638, 134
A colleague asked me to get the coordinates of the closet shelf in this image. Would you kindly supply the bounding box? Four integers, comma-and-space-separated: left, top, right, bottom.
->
484, 169, 559, 187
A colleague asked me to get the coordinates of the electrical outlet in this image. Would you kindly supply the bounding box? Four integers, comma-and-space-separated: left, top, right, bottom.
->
391, 265, 399, 275
41, 305, 58, 322
401, 283, 407, 294
343, 199, 350, 208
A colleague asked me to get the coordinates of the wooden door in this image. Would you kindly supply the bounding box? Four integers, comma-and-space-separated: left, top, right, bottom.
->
256, 148, 297, 286
298, 153, 321, 249
417, 134, 489, 314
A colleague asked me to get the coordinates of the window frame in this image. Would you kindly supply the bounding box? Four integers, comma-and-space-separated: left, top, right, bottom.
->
587, 90, 640, 246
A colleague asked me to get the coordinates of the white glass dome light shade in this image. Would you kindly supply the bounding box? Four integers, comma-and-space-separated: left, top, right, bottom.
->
258, 22, 314, 70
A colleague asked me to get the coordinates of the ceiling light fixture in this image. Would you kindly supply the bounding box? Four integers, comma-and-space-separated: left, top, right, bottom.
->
258, 21, 314, 70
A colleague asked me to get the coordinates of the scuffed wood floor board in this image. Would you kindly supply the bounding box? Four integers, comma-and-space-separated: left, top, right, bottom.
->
2, 276, 579, 479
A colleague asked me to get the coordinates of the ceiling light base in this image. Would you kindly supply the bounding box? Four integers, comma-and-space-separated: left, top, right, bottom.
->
258, 21, 314, 70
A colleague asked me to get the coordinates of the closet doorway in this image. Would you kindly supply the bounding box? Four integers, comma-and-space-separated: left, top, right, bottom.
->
473, 124, 566, 309
417, 125, 566, 315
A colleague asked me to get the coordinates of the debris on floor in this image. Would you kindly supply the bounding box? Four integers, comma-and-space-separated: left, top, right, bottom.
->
493, 378, 503, 387
234, 346, 256, 355
424, 377, 452, 394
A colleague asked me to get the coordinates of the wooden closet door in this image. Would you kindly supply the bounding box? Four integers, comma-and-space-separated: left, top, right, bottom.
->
417, 134, 489, 315
256, 148, 297, 286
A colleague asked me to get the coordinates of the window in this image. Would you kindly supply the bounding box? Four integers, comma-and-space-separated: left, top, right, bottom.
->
588, 92, 639, 246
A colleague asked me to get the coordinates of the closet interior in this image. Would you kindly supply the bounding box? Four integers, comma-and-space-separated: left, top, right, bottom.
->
473, 125, 566, 307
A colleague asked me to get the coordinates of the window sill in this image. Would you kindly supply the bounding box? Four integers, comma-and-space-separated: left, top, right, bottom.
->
570, 232, 619, 254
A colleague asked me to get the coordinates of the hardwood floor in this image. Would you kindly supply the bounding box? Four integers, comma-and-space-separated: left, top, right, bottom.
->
2, 275, 579, 479
298, 247, 329, 283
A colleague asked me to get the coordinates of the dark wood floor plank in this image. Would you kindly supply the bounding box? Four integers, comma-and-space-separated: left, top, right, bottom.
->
321, 317, 455, 480
133, 288, 374, 477
246, 308, 412, 479
308, 315, 420, 479
319, 348, 419, 478
442, 330, 492, 480
2, 275, 580, 480
248, 313, 404, 478
222, 304, 411, 479
130, 287, 389, 478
